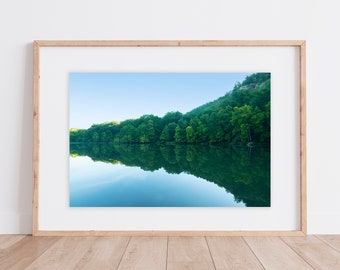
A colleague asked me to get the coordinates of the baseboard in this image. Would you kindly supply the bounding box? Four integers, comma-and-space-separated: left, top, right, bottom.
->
0, 213, 32, 234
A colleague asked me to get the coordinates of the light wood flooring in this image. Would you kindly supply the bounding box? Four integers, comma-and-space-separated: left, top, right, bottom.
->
0, 235, 339, 269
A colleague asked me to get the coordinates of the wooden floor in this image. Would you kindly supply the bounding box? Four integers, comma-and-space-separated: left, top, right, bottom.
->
0, 235, 339, 269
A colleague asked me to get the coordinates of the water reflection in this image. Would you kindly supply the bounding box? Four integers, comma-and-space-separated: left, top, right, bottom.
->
70, 143, 270, 207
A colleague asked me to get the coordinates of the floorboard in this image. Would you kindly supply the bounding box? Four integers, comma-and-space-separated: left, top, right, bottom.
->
207, 236, 264, 270
0, 235, 339, 269
117, 236, 167, 270
0, 236, 59, 270
25, 237, 96, 270
0, 235, 26, 250
74, 236, 130, 270
316, 234, 340, 252
282, 235, 340, 270
167, 236, 215, 270
244, 236, 313, 270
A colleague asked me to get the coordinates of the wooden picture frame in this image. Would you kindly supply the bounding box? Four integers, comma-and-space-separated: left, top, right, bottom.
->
33, 40, 306, 236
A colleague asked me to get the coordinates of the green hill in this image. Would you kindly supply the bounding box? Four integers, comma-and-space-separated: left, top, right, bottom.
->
70, 73, 270, 145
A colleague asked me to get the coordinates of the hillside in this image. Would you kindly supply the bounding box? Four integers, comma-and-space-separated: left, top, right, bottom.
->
70, 73, 270, 145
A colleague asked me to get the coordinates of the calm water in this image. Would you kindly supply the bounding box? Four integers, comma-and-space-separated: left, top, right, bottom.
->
69, 143, 270, 207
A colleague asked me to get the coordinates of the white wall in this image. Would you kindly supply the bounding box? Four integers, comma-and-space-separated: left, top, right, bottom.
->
0, 0, 339, 234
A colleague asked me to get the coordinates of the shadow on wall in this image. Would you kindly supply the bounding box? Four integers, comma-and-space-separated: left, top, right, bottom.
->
17, 43, 33, 233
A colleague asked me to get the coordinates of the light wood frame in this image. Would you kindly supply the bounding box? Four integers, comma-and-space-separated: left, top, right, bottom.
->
33, 40, 306, 236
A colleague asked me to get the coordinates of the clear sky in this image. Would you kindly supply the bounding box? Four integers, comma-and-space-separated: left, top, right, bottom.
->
69, 72, 251, 129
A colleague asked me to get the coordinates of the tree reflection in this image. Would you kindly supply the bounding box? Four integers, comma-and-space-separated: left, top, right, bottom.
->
70, 143, 270, 207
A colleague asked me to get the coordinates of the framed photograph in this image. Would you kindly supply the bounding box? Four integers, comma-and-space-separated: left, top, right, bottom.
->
33, 40, 306, 236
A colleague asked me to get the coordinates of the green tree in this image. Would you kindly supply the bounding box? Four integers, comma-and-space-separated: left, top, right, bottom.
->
118, 124, 137, 143
92, 132, 100, 142
160, 122, 177, 142
174, 125, 186, 143
231, 105, 253, 143
186, 126, 195, 143
137, 120, 156, 143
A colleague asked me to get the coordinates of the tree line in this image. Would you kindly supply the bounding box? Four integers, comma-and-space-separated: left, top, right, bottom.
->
70, 73, 270, 145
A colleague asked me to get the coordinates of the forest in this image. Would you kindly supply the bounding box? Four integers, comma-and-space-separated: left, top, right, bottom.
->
70, 73, 270, 145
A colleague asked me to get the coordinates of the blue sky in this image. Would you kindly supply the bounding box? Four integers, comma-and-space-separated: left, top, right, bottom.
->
69, 72, 250, 129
